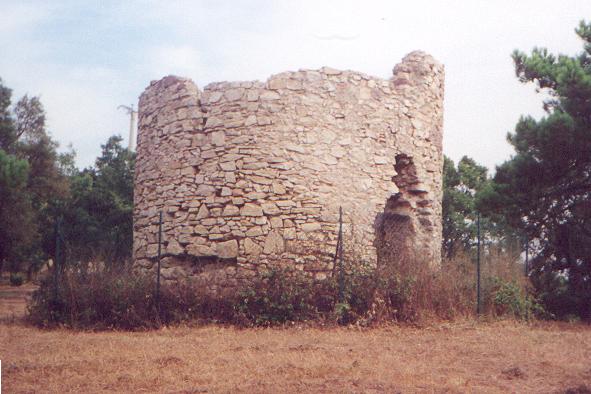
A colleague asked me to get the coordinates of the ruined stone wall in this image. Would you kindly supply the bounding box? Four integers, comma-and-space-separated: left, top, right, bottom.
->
133, 51, 444, 287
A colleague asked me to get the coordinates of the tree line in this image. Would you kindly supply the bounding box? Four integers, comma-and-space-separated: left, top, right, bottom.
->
0, 80, 134, 278
1, 21, 590, 320
443, 21, 591, 320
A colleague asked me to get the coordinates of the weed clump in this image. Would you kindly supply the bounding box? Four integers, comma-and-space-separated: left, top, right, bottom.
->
26, 265, 373, 329
27, 247, 542, 330
28, 268, 162, 329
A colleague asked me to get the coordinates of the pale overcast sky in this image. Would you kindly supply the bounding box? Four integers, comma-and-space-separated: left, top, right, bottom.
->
1, 1, 590, 170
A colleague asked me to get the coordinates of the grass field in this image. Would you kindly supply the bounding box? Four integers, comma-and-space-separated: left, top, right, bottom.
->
1, 284, 591, 393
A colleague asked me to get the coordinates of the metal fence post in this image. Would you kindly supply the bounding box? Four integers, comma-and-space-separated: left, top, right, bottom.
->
156, 210, 162, 311
476, 212, 481, 315
338, 206, 345, 304
524, 235, 529, 276
53, 216, 62, 301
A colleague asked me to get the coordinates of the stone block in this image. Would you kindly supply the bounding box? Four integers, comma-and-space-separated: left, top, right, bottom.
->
243, 238, 263, 255
241, 203, 263, 217
270, 217, 283, 228
196, 204, 210, 219
301, 222, 321, 232
187, 244, 216, 257
272, 182, 286, 194
245, 226, 263, 237
220, 161, 236, 171
261, 202, 280, 215
166, 239, 184, 255
260, 91, 280, 100
216, 239, 238, 259
211, 130, 226, 146
283, 227, 296, 240
196, 184, 216, 196
263, 230, 285, 254
222, 205, 240, 216
224, 88, 244, 101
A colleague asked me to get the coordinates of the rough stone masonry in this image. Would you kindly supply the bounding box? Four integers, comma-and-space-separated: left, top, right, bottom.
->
133, 51, 444, 288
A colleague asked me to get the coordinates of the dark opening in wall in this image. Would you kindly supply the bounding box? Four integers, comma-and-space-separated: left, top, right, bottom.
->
374, 153, 418, 268
375, 210, 414, 269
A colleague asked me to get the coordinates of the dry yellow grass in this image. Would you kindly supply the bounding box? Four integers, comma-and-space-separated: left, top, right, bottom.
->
1, 284, 591, 393
1, 320, 590, 393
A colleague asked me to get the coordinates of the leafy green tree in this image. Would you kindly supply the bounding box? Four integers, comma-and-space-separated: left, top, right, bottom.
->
0, 149, 36, 273
0, 79, 16, 150
95, 135, 134, 205
14, 95, 46, 143
58, 136, 135, 267
0, 78, 135, 275
91, 136, 135, 266
443, 155, 519, 259
13, 95, 69, 209
0, 79, 39, 274
10, 90, 69, 275
482, 21, 591, 319
0, 78, 70, 275
442, 155, 489, 257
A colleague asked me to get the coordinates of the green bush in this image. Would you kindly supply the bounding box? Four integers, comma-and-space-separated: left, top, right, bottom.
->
234, 268, 321, 326
340, 267, 376, 322
9, 272, 24, 286
490, 277, 545, 320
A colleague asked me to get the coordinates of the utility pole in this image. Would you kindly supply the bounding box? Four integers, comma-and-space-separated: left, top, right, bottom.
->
118, 104, 138, 151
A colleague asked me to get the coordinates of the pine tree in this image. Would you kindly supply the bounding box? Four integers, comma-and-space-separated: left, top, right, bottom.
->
483, 21, 591, 319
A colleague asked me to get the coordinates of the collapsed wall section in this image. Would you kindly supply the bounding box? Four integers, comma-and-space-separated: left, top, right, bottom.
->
133, 51, 444, 287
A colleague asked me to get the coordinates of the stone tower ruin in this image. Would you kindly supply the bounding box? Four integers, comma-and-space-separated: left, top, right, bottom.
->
133, 51, 444, 286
